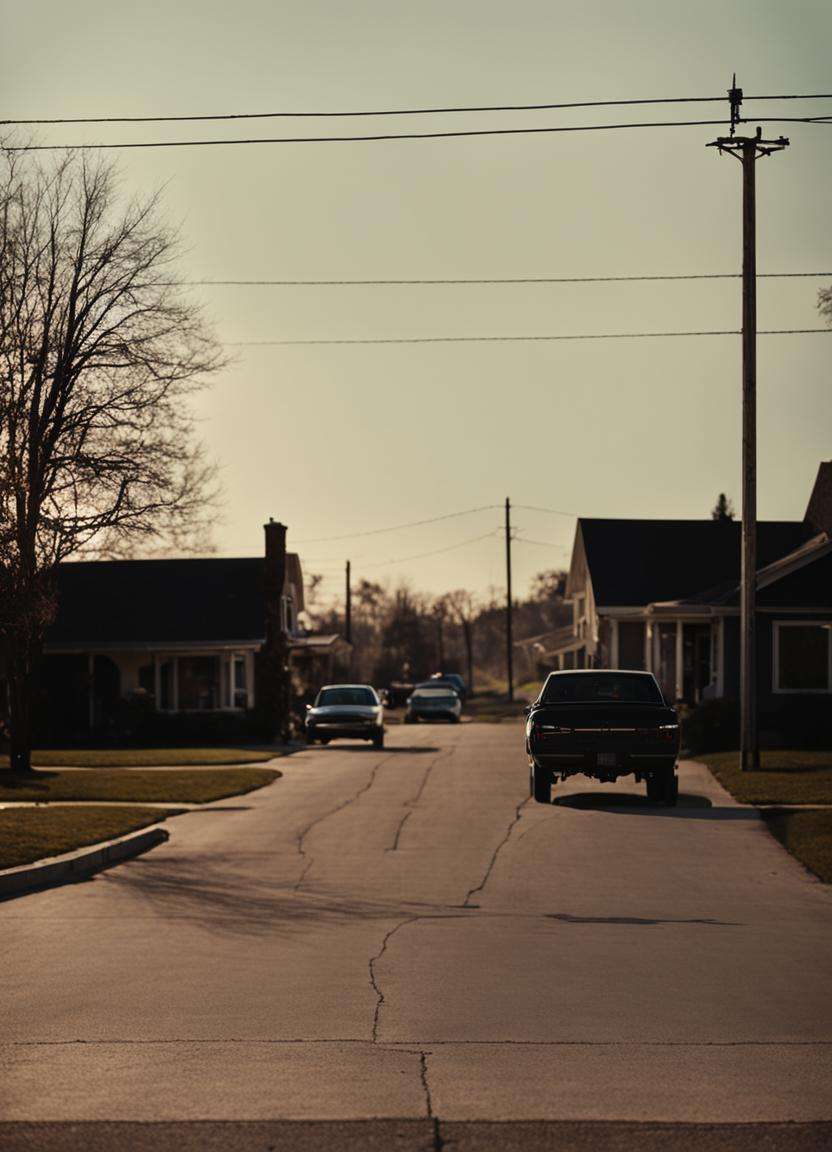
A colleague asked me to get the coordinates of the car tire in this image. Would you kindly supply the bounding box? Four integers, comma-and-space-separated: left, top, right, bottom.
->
305, 731, 316, 745
663, 772, 679, 807
320, 737, 331, 745
372, 731, 384, 749
449, 714, 460, 724
531, 762, 552, 804
647, 772, 678, 806
404, 714, 417, 724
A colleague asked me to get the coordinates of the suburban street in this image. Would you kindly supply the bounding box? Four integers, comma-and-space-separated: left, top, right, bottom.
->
2, 722, 831, 1147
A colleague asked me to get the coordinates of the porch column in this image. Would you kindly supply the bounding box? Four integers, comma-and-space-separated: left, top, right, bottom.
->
717, 618, 725, 697
644, 622, 652, 672
675, 620, 684, 701
153, 654, 161, 710
610, 618, 619, 668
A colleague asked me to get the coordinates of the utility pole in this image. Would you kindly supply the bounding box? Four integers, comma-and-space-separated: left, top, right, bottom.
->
345, 559, 352, 646
505, 497, 514, 702
709, 78, 789, 772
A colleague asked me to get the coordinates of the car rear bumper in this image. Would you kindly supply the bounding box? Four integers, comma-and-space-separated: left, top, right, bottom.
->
532, 750, 677, 774
409, 709, 459, 721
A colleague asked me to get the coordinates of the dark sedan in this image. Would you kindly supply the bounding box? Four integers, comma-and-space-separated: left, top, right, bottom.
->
526, 670, 680, 805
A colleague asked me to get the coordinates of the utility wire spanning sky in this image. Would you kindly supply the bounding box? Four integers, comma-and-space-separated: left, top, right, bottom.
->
3, 0, 831, 602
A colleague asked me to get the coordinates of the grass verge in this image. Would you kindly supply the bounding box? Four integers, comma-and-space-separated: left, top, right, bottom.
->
0, 806, 168, 871
0, 747, 275, 769
761, 809, 832, 884
0, 767, 281, 804
697, 750, 832, 805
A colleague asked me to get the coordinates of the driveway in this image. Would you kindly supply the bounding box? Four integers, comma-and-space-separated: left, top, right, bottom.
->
1, 723, 830, 1145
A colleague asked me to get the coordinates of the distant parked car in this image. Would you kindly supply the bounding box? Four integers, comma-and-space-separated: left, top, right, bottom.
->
525, 670, 680, 806
405, 685, 462, 724
305, 684, 385, 748
428, 672, 467, 700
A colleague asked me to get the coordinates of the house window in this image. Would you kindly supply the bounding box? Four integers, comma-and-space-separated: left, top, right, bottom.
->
159, 659, 175, 710
178, 656, 220, 710
233, 656, 248, 709
774, 622, 832, 693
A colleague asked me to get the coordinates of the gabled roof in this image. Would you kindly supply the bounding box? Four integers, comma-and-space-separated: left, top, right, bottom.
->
578, 518, 815, 608
648, 532, 832, 612
47, 555, 300, 645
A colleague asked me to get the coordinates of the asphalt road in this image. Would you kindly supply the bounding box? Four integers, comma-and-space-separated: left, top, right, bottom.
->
2, 722, 831, 1149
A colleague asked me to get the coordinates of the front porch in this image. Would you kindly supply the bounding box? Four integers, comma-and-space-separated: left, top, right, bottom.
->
41, 643, 258, 737
594, 617, 719, 705
605, 613, 723, 704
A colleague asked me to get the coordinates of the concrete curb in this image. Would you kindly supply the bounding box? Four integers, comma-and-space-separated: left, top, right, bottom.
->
0, 825, 169, 901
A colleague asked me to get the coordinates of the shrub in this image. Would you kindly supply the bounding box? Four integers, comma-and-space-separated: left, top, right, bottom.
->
683, 699, 740, 753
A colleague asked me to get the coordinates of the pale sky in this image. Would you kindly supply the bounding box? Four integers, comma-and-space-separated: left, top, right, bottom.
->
3, 1, 831, 607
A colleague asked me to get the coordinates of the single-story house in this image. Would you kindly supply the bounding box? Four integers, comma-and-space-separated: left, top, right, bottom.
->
531, 461, 832, 734
32, 520, 349, 740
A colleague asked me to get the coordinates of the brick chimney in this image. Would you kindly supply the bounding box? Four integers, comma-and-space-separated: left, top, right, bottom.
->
263, 518, 288, 647
256, 518, 290, 741
805, 461, 832, 535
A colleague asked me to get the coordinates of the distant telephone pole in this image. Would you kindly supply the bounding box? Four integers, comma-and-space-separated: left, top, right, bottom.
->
345, 559, 352, 645
505, 497, 514, 702
709, 78, 789, 772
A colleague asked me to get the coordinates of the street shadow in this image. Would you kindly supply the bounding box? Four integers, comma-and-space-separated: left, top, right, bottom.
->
546, 912, 739, 926
552, 792, 755, 819
309, 745, 439, 754
0, 770, 59, 794
106, 856, 459, 937
191, 805, 253, 812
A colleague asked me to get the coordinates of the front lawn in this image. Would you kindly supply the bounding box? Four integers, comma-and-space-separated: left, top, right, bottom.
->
464, 694, 527, 723
698, 750, 832, 806
0, 747, 275, 769
761, 809, 832, 884
0, 806, 168, 871
0, 767, 281, 804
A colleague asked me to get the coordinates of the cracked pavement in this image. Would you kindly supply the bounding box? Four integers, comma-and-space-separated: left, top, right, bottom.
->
1, 723, 831, 1137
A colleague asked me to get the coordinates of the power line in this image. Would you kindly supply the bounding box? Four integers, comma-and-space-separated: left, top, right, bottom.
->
513, 536, 571, 549
360, 530, 501, 568
514, 504, 580, 517
745, 115, 832, 125
228, 328, 832, 347
186, 270, 832, 287
4, 117, 737, 151
293, 504, 499, 544
4, 92, 831, 127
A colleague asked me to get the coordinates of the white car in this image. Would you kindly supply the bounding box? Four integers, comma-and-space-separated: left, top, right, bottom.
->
405, 686, 462, 724
305, 684, 385, 747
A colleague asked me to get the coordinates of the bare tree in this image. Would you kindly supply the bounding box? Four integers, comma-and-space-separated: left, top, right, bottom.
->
444, 589, 478, 694
819, 285, 832, 327
0, 149, 223, 771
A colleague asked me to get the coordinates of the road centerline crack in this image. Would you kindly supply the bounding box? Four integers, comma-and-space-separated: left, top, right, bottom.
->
464, 795, 530, 907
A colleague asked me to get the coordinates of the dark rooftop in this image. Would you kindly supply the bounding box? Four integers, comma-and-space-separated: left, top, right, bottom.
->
578, 518, 815, 607
47, 558, 269, 644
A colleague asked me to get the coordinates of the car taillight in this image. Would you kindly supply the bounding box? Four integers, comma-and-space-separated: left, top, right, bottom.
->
658, 724, 679, 741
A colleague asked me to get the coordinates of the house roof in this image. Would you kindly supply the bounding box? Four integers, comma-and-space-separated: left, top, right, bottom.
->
578, 518, 815, 608
290, 633, 350, 652
47, 555, 301, 645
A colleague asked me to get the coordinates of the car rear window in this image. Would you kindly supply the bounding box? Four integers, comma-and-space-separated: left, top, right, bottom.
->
541, 673, 662, 704
413, 689, 457, 701
316, 687, 377, 706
